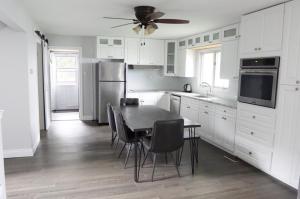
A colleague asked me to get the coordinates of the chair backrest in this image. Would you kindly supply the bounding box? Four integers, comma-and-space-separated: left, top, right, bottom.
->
150, 119, 184, 153
113, 108, 130, 142
107, 103, 116, 132
120, 98, 139, 106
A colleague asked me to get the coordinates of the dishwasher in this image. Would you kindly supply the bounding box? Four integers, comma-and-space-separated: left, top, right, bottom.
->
170, 94, 181, 114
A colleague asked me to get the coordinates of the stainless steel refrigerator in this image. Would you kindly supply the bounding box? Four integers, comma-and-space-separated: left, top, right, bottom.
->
97, 61, 126, 123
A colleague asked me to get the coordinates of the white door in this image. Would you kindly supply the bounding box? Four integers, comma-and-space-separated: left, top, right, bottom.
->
51, 52, 79, 110
280, 0, 300, 86
272, 85, 300, 185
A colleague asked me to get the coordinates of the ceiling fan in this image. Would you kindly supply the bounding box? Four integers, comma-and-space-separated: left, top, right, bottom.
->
103, 6, 189, 35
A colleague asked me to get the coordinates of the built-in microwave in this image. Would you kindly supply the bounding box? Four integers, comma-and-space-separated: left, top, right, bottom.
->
238, 57, 280, 108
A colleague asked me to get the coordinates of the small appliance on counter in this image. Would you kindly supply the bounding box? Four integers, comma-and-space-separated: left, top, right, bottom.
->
183, 84, 192, 92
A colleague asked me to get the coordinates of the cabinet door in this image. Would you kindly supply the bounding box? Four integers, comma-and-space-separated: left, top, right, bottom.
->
261, 4, 284, 53
139, 39, 150, 65
202, 32, 211, 45
139, 92, 158, 105
180, 103, 198, 122
187, 37, 194, 48
176, 49, 195, 77
149, 39, 164, 65
280, 0, 300, 86
165, 40, 177, 76
222, 24, 239, 41
125, 38, 139, 65
156, 93, 170, 111
272, 85, 300, 185
220, 40, 239, 79
178, 40, 187, 49
240, 12, 262, 55
194, 35, 202, 47
198, 108, 214, 141
210, 30, 222, 44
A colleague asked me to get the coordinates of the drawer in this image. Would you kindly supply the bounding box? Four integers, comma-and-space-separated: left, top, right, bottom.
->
235, 136, 272, 172
181, 97, 199, 108
237, 103, 276, 128
198, 100, 213, 110
236, 120, 275, 147
215, 105, 236, 117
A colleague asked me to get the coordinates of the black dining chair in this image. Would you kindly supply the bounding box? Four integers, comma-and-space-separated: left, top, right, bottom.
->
142, 119, 184, 181
113, 107, 143, 168
120, 98, 139, 106
107, 103, 117, 148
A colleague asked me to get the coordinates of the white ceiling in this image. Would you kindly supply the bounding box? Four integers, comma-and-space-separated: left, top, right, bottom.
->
18, 0, 284, 39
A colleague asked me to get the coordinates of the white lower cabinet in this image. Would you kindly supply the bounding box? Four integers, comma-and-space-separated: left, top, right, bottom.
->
271, 85, 300, 188
235, 103, 276, 173
180, 97, 237, 153
198, 108, 214, 141
214, 113, 236, 152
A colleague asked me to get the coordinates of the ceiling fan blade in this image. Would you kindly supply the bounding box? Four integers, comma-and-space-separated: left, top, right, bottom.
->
104, 17, 137, 21
111, 22, 135, 29
146, 12, 165, 21
153, 19, 190, 24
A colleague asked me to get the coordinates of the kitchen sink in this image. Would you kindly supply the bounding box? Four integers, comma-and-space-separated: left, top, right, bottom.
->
194, 95, 210, 98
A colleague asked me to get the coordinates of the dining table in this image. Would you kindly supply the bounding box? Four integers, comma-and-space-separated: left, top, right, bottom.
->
120, 105, 201, 183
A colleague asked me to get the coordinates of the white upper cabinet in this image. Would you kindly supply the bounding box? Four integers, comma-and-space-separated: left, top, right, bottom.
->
272, 85, 300, 188
178, 39, 187, 49
125, 38, 139, 65
210, 29, 222, 44
222, 24, 240, 41
97, 36, 124, 59
239, 4, 284, 57
164, 40, 177, 76
280, 0, 300, 86
187, 37, 195, 48
220, 39, 239, 79
124, 38, 164, 66
194, 35, 202, 47
176, 48, 195, 77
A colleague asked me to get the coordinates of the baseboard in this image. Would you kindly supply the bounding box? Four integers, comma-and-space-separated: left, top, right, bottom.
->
81, 115, 94, 121
4, 148, 34, 158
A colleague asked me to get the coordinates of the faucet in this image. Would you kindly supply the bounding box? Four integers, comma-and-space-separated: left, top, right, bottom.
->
200, 82, 212, 96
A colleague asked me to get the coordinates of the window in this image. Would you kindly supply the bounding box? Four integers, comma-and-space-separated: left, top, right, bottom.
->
54, 54, 79, 85
200, 51, 229, 88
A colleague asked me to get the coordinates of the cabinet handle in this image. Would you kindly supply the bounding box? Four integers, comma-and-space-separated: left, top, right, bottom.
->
296, 87, 299, 91
249, 152, 252, 155
186, 106, 190, 108
254, 48, 257, 51
296, 80, 300, 84
250, 131, 254, 135
223, 110, 227, 113
252, 115, 256, 119
222, 117, 227, 120
205, 105, 208, 108
204, 111, 208, 114
258, 47, 262, 50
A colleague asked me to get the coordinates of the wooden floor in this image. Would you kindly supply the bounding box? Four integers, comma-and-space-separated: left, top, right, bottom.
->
5, 120, 297, 199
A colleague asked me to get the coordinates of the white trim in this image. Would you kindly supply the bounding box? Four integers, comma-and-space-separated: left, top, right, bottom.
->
32, 139, 40, 154
48, 46, 84, 120
81, 115, 93, 121
4, 148, 34, 159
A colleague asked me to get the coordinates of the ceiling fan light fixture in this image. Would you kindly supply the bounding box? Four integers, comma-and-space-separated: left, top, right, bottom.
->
144, 24, 156, 35
132, 25, 142, 34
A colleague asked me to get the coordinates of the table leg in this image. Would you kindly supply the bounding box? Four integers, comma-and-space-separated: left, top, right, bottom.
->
134, 132, 139, 182
188, 127, 198, 175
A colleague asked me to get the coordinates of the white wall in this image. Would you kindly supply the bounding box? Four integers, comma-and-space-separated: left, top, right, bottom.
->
0, 0, 41, 157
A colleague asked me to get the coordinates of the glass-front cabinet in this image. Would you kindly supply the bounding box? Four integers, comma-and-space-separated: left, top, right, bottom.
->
164, 40, 177, 76
222, 24, 239, 41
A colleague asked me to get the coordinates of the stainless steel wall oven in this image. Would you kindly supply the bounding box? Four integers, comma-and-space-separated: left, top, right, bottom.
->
238, 57, 280, 108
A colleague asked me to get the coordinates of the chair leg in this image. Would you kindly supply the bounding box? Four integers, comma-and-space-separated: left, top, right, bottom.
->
111, 130, 114, 147
118, 143, 126, 158
142, 150, 149, 167
179, 143, 184, 165
175, 152, 181, 177
124, 143, 132, 168
152, 154, 157, 182
115, 138, 119, 150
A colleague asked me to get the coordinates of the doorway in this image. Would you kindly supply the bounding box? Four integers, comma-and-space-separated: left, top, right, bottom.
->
49, 48, 80, 121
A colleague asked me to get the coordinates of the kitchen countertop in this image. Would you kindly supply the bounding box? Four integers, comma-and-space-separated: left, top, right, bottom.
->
127, 90, 237, 109
171, 92, 237, 109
